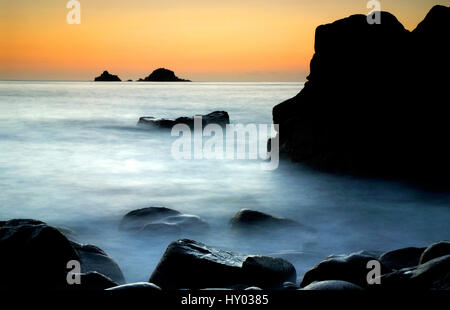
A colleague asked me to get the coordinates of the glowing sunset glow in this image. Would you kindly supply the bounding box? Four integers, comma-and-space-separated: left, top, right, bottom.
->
0, 0, 445, 81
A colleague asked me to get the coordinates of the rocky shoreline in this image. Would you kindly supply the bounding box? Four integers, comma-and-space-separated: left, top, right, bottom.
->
270, 5, 450, 186
1, 216, 448, 291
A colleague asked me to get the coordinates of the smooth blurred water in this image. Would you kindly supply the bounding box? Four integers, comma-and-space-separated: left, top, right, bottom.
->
0, 81, 449, 283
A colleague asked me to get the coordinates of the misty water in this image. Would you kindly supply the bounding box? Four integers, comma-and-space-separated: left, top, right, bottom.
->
0, 81, 449, 284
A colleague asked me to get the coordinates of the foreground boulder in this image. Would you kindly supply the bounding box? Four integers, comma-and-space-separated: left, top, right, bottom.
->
107, 282, 162, 292
138, 111, 230, 129
271, 5, 450, 185
380, 255, 450, 290
137, 68, 190, 82
71, 242, 125, 284
419, 241, 450, 264
300, 252, 389, 288
229, 209, 308, 232
149, 239, 297, 289
302, 280, 363, 290
94, 70, 121, 81
0, 219, 124, 290
379, 247, 426, 270
119, 206, 208, 235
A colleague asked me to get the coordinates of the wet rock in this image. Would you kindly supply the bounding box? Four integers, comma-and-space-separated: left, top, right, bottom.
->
0, 219, 125, 290
71, 241, 126, 284
419, 241, 450, 264
0, 219, 80, 289
282, 281, 299, 290
300, 252, 389, 288
302, 280, 363, 290
149, 239, 297, 289
94, 70, 121, 81
138, 111, 230, 129
380, 255, 450, 290
138, 68, 190, 82
229, 209, 308, 232
119, 206, 181, 231
119, 207, 208, 235
106, 282, 162, 292
245, 286, 263, 290
76, 272, 118, 290
379, 247, 426, 270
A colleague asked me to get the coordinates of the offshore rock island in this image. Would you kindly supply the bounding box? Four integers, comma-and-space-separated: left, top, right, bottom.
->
137, 68, 191, 82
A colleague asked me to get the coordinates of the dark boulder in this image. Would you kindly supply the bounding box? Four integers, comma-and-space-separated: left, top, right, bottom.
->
229, 209, 309, 232
302, 280, 363, 290
270, 6, 450, 185
94, 70, 121, 81
119, 206, 181, 231
379, 247, 426, 270
419, 241, 450, 265
0, 219, 80, 289
149, 239, 297, 289
300, 252, 389, 288
380, 254, 450, 290
138, 68, 191, 82
137, 111, 230, 129
70, 241, 126, 284
0, 219, 125, 290
106, 282, 162, 292
75, 272, 118, 290
119, 207, 208, 235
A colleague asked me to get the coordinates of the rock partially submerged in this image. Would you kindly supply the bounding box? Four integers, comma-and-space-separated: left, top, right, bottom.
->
0, 219, 124, 290
229, 209, 309, 232
94, 70, 121, 82
119, 206, 208, 235
138, 111, 230, 129
138, 68, 190, 82
149, 239, 297, 289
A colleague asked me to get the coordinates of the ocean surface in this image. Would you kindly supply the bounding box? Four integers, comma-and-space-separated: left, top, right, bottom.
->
0, 81, 449, 283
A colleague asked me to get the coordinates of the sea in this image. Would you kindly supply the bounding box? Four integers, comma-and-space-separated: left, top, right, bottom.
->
0, 81, 449, 283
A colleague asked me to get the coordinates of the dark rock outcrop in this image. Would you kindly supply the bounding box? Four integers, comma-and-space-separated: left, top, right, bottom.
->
419, 241, 450, 265
138, 111, 230, 129
119, 207, 208, 235
380, 254, 450, 290
138, 68, 191, 82
379, 247, 426, 270
0, 219, 124, 290
300, 252, 389, 288
149, 239, 297, 289
94, 70, 121, 81
271, 5, 450, 185
229, 209, 306, 232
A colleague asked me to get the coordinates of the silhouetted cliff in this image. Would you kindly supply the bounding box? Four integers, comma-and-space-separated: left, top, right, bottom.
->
271, 5, 450, 186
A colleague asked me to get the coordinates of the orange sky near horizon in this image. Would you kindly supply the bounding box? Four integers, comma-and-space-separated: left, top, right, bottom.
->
0, 0, 447, 81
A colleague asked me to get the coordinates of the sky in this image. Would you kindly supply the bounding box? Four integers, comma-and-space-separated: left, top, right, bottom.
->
0, 0, 447, 81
